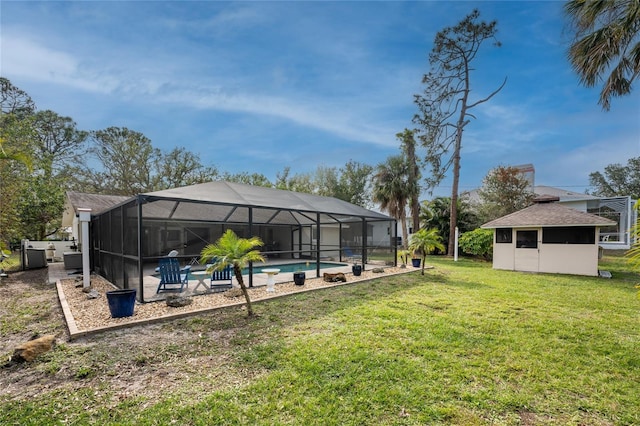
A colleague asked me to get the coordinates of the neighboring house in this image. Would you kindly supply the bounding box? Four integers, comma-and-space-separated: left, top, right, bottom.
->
481, 197, 616, 277
462, 164, 637, 250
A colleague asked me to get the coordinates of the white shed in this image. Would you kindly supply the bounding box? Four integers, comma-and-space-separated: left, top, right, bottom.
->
481, 199, 616, 276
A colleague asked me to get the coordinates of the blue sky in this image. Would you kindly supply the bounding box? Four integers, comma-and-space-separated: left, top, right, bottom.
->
2, 1, 639, 197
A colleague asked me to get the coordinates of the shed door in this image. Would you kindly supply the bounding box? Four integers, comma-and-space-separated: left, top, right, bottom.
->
514, 229, 539, 272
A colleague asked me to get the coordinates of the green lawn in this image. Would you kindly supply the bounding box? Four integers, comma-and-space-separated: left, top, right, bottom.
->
2, 254, 639, 425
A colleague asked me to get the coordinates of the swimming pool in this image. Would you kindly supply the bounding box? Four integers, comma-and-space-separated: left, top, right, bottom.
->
252, 261, 346, 274
157, 261, 348, 281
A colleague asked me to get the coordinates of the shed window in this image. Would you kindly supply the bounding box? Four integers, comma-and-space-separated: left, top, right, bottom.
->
516, 230, 538, 248
496, 228, 512, 243
542, 227, 595, 244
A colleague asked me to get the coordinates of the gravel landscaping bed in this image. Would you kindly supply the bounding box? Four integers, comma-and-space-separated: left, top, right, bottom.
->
59, 266, 412, 333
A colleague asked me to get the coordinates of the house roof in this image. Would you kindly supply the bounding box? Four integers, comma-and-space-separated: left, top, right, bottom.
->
62, 192, 131, 227
481, 202, 617, 229
462, 185, 599, 204
533, 185, 600, 202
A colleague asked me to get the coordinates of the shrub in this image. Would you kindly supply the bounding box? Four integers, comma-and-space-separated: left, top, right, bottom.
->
458, 228, 493, 260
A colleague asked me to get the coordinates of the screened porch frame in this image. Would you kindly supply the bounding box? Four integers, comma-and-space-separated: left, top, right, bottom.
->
89, 189, 397, 303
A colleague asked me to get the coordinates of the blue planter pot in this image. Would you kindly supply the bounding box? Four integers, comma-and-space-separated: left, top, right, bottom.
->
106, 289, 137, 318
411, 258, 421, 268
352, 265, 362, 276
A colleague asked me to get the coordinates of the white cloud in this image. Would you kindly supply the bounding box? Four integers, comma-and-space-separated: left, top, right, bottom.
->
3, 36, 77, 82
3, 26, 403, 148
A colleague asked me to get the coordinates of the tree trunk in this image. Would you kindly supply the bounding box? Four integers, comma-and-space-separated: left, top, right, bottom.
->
449, 61, 471, 257
411, 199, 420, 233
448, 156, 459, 256
233, 265, 254, 316
406, 133, 421, 233
449, 111, 466, 256
400, 212, 409, 250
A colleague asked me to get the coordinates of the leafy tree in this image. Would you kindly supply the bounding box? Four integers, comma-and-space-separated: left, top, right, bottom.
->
477, 165, 535, 222
0, 136, 31, 166
18, 174, 66, 239
398, 129, 421, 232
408, 228, 445, 275
414, 9, 506, 256
0, 78, 36, 245
565, 0, 640, 110
373, 155, 411, 249
77, 128, 222, 195
15, 111, 90, 239
314, 165, 340, 198
419, 196, 479, 253
275, 167, 315, 193
77, 127, 161, 195
0, 135, 33, 244
200, 230, 265, 317
31, 110, 88, 173
589, 157, 640, 199
458, 228, 493, 260
335, 160, 373, 208
156, 147, 219, 189
275, 163, 373, 208
0, 77, 35, 117
221, 171, 272, 187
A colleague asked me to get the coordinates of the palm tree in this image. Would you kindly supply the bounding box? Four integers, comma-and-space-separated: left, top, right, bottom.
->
372, 155, 411, 248
200, 230, 265, 317
408, 228, 445, 275
565, 0, 640, 110
419, 197, 479, 253
398, 129, 422, 233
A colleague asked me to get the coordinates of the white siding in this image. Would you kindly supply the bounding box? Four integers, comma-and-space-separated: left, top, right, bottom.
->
539, 243, 599, 276
491, 227, 601, 276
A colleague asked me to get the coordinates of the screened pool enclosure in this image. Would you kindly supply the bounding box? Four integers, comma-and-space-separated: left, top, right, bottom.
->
88, 181, 397, 302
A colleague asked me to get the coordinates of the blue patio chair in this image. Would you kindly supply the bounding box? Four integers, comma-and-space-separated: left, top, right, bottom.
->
156, 257, 191, 293
343, 246, 362, 263
209, 263, 233, 293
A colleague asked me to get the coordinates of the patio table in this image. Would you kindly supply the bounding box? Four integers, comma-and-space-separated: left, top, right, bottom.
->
191, 270, 209, 292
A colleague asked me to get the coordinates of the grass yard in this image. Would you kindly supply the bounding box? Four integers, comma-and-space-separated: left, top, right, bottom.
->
1, 254, 638, 425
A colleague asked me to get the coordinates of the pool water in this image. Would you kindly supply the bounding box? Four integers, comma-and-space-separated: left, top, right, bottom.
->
252, 261, 346, 274
159, 261, 347, 281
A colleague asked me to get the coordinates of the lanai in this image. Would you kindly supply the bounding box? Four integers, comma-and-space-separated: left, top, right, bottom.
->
85, 181, 396, 302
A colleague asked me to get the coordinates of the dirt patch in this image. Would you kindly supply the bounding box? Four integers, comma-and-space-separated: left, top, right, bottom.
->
0, 268, 65, 351
0, 265, 415, 404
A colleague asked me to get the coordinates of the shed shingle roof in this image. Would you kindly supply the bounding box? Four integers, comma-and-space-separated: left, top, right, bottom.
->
481, 202, 616, 228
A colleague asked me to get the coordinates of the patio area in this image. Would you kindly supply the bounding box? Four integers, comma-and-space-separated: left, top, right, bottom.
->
140, 259, 357, 302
